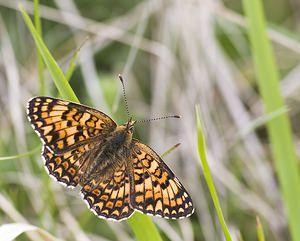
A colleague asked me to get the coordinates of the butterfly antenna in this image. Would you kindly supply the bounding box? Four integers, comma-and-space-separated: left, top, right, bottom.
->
137, 115, 181, 123
118, 74, 131, 119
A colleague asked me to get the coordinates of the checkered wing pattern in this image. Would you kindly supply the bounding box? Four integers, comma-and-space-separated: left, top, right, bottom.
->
27, 97, 116, 154
130, 139, 194, 219
81, 163, 134, 221
42, 143, 96, 188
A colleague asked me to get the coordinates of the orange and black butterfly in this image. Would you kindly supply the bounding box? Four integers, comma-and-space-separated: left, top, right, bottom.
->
27, 81, 194, 221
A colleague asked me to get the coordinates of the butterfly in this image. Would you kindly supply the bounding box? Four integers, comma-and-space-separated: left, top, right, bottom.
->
27, 96, 194, 221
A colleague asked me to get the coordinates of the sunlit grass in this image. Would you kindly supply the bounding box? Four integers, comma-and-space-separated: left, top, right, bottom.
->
196, 105, 232, 241
242, 0, 300, 240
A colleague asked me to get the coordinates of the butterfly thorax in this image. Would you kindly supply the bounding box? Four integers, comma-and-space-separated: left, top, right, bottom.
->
80, 122, 135, 184
107, 124, 134, 148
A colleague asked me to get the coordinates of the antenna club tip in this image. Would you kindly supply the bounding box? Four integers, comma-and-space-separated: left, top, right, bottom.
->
118, 74, 124, 82
175, 115, 181, 118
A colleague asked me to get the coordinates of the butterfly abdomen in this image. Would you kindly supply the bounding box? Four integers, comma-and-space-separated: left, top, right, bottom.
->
81, 133, 131, 184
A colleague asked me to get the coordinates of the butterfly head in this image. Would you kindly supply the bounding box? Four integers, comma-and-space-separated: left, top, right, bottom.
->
126, 117, 136, 133
111, 118, 136, 148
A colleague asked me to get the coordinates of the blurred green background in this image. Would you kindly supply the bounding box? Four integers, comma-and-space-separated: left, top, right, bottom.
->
1, 0, 300, 240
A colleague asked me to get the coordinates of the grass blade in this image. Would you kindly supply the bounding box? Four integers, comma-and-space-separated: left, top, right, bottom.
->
196, 105, 232, 241
0, 145, 41, 161
239, 106, 288, 138
242, 1, 300, 240
65, 37, 89, 82
19, 5, 163, 241
256, 216, 265, 241
161, 143, 181, 158
127, 213, 162, 241
19, 4, 79, 103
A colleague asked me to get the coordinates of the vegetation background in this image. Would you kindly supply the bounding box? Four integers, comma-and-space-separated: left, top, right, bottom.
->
0, 0, 300, 240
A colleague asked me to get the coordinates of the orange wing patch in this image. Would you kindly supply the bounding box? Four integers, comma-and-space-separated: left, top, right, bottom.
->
27, 97, 116, 154
81, 163, 134, 221
129, 139, 194, 219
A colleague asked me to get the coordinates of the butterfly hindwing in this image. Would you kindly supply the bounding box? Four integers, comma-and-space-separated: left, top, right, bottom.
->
129, 139, 194, 219
42, 143, 97, 188
81, 162, 134, 221
27, 97, 116, 154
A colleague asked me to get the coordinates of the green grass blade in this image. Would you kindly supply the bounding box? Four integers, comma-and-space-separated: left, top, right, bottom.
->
0, 145, 41, 161
195, 105, 232, 241
65, 37, 89, 82
127, 213, 162, 241
33, 0, 45, 95
65, 51, 79, 83
65, 52, 79, 83
239, 106, 288, 137
161, 143, 181, 158
19, 6, 162, 241
256, 217, 266, 241
19, 5, 79, 103
242, 1, 300, 240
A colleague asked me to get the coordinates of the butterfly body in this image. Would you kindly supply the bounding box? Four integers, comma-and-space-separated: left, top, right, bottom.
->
108, 122, 134, 147
79, 122, 134, 184
27, 96, 194, 221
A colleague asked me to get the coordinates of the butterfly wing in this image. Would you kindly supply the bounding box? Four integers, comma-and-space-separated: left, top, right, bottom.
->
129, 139, 194, 219
42, 142, 98, 188
27, 96, 116, 154
80, 162, 134, 221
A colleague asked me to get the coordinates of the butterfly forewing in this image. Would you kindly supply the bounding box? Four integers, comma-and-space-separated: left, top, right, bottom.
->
129, 139, 194, 219
81, 162, 134, 221
27, 97, 117, 154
